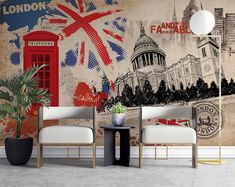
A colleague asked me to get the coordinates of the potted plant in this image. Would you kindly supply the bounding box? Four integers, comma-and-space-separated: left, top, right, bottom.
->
0, 65, 50, 165
111, 102, 127, 126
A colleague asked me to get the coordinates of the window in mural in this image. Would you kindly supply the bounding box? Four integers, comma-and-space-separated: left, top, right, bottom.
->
202, 47, 207, 58
33, 53, 51, 90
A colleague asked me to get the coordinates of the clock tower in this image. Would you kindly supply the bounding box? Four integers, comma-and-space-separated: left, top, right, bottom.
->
197, 37, 224, 84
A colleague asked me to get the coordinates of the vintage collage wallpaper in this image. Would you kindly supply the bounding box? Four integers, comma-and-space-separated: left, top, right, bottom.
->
1, 0, 235, 146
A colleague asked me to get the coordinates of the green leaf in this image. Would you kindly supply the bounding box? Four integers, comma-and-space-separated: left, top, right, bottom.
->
0, 90, 14, 102
0, 74, 23, 95
111, 102, 126, 113
0, 111, 8, 119
0, 64, 51, 137
24, 64, 46, 81
0, 103, 14, 119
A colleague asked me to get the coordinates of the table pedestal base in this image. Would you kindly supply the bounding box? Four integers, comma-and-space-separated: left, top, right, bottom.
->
104, 129, 130, 167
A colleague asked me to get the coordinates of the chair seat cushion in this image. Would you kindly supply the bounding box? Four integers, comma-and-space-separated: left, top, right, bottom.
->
39, 126, 93, 144
142, 125, 196, 144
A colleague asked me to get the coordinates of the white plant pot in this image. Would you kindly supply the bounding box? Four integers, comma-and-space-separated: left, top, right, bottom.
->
112, 113, 126, 126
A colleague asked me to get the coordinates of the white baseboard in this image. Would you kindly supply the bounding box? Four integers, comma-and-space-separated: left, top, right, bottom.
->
0, 146, 235, 158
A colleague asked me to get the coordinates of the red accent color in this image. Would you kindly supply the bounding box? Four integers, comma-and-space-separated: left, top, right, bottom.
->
111, 80, 116, 92
103, 29, 123, 43
83, 23, 112, 65
157, 119, 189, 126
49, 18, 67, 24
74, 82, 108, 108
56, 3, 122, 66
59, 7, 122, 38
77, 0, 84, 13
23, 31, 59, 107
96, 92, 109, 109
74, 82, 98, 106
1, 117, 59, 139
80, 41, 85, 65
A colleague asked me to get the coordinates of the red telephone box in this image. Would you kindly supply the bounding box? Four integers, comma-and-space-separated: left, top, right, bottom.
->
23, 31, 59, 106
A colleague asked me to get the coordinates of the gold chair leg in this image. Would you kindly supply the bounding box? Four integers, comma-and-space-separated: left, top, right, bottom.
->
37, 144, 41, 168
40, 144, 43, 167
78, 146, 80, 160
139, 143, 143, 168
154, 144, 157, 160
37, 144, 43, 168
192, 143, 198, 168
92, 143, 96, 168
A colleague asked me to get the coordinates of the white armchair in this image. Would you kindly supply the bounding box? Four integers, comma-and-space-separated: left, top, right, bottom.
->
139, 106, 198, 168
37, 106, 96, 168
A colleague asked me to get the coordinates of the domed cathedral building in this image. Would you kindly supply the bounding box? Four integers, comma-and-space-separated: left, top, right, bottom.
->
115, 22, 221, 96
130, 22, 166, 91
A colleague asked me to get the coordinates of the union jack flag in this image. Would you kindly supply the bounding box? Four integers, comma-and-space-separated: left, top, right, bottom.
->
46, 0, 127, 74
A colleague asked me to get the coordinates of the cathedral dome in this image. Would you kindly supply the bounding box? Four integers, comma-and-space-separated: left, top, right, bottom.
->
134, 34, 158, 49
131, 21, 166, 73
134, 22, 158, 50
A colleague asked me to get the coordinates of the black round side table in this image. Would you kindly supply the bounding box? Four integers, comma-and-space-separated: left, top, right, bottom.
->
100, 125, 135, 167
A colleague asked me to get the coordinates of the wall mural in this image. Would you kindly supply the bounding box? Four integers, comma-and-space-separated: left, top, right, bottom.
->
1, 0, 235, 146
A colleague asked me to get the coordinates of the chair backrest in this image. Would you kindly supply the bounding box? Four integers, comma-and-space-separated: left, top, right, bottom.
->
42, 106, 95, 120
141, 106, 194, 120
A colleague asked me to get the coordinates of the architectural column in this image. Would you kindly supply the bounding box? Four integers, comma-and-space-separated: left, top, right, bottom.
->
141, 55, 144, 68
132, 60, 135, 71
139, 55, 142, 68
158, 54, 160, 65
151, 53, 154, 65
146, 53, 149, 65
148, 53, 151, 65
154, 53, 157, 64
136, 58, 139, 69
161, 56, 164, 66
144, 53, 147, 67
160, 55, 162, 66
